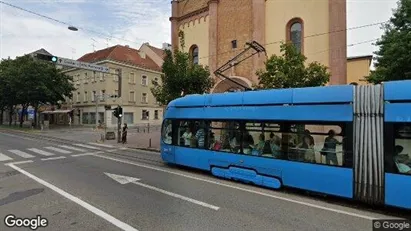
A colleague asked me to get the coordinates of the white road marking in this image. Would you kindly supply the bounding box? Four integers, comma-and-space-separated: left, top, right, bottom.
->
134, 181, 219, 210
92, 154, 380, 220
59, 145, 86, 152
5, 163, 139, 231
71, 152, 101, 157
0, 153, 13, 161
41, 156, 66, 161
106, 149, 119, 153
8, 150, 34, 158
27, 148, 55, 156
73, 144, 101, 150
5, 160, 33, 165
88, 143, 115, 148
105, 172, 219, 210
44, 147, 72, 154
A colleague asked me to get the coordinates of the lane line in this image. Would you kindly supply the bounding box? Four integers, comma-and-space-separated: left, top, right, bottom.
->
8, 150, 35, 158
91, 154, 380, 220
88, 143, 115, 148
106, 149, 119, 153
44, 147, 72, 154
5, 163, 139, 231
27, 148, 55, 156
41, 156, 66, 161
0, 153, 13, 162
73, 144, 101, 150
59, 145, 86, 152
5, 160, 33, 165
72, 151, 104, 157
132, 181, 219, 210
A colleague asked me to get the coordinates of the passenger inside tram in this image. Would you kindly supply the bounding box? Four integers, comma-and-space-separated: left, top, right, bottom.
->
394, 145, 411, 174
296, 135, 316, 163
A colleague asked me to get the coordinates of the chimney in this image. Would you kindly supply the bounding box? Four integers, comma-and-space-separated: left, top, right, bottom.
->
139, 51, 146, 59
162, 43, 172, 50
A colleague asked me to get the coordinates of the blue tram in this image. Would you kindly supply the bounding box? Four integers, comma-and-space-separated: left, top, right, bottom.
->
160, 80, 411, 210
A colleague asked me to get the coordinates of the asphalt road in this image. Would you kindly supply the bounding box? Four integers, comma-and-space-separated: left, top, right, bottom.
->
0, 131, 407, 231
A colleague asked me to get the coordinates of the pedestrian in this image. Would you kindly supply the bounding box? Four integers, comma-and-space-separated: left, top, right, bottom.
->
122, 123, 128, 144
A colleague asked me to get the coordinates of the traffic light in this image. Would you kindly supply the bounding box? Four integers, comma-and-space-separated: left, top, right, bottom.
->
118, 106, 123, 117
113, 107, 119, 118
112, 106, 123, 118
35, 53, 58, 63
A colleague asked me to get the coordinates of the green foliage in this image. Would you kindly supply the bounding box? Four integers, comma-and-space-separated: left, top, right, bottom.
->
150, 49, 215, 106
0, 54, 75, 126
254, 42, 330, 89
366, 0, 411, 84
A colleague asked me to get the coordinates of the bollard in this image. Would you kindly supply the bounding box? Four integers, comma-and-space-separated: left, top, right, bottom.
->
149, 138, 151, 148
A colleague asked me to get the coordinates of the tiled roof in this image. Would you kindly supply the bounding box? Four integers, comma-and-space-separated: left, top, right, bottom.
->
77, 45, 162, 72
177, 0, 209, 16
148, 44, 167, 58
30, 48, 53, 56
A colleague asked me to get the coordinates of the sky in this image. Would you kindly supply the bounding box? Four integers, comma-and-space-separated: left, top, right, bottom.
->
0, 0, 400, 62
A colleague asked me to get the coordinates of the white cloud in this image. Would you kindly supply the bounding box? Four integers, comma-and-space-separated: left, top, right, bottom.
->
0, 0, 170, 60
347, 0, 398, 57
0, 0, 402, 63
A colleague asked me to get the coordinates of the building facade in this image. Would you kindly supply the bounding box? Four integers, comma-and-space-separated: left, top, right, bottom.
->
62, 44, 167, 128
170, 0, 371, 92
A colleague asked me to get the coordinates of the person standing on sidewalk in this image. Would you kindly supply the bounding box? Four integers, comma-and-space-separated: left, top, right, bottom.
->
122, 123, 128, 144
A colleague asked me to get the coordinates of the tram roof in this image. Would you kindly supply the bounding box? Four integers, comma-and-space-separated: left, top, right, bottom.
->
384, 80, 411, 101
168, 84, 354, 108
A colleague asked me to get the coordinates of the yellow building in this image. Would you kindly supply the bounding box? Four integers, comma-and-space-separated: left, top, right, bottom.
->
61, 43, 168, 128
347, 55, 373, 85
170, 0, 371, 92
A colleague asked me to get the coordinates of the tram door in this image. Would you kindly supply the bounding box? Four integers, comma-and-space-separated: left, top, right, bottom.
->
160, 119, 175, 164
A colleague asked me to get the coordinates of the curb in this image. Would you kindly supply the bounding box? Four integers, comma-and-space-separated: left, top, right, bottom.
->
127, 146, 161, 153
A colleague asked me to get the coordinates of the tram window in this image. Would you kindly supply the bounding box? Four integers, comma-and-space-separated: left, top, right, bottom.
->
209, 121, 240, 153
286, 124, 347, 166
244, 122, 282, 158
390, 124, 411, 175
176, 120, 206, 148
161, 119, 172, 145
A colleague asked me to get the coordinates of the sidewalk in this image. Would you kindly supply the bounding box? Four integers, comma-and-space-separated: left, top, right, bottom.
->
0, 124, 162, 152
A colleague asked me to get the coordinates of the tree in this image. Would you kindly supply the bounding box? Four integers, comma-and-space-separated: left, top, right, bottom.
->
254, 42, 330, 89
365, 0, 411, 84
0, 58, 19, 125
151, 49, 215, 106
0, 55, 75, 127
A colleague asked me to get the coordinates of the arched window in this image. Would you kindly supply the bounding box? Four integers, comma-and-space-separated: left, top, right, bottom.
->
286, 18, 303, 53
190, 45, 199, 64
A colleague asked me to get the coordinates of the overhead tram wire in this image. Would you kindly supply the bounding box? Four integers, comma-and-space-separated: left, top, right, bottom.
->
0, 0, 387, 64
66, 36, 380, 83
0, 1, 144, 47
197, 20, 388, 61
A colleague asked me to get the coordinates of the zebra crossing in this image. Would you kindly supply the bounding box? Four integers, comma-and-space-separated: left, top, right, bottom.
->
0, 143, 118, 163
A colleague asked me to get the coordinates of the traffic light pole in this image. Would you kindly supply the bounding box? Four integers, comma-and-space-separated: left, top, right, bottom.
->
117, 69, 122, 143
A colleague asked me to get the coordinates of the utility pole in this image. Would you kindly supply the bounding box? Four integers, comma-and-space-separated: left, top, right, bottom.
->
117, 68, 122, 143
95, 92, 99, 129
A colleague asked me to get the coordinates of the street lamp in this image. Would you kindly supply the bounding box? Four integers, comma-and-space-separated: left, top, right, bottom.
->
68, 26, 78, 31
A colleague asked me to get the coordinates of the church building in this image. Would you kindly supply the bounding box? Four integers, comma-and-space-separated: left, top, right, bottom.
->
170, 0, 372, 92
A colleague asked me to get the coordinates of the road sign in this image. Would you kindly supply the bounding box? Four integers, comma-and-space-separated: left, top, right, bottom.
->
57, 57, 109, 73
